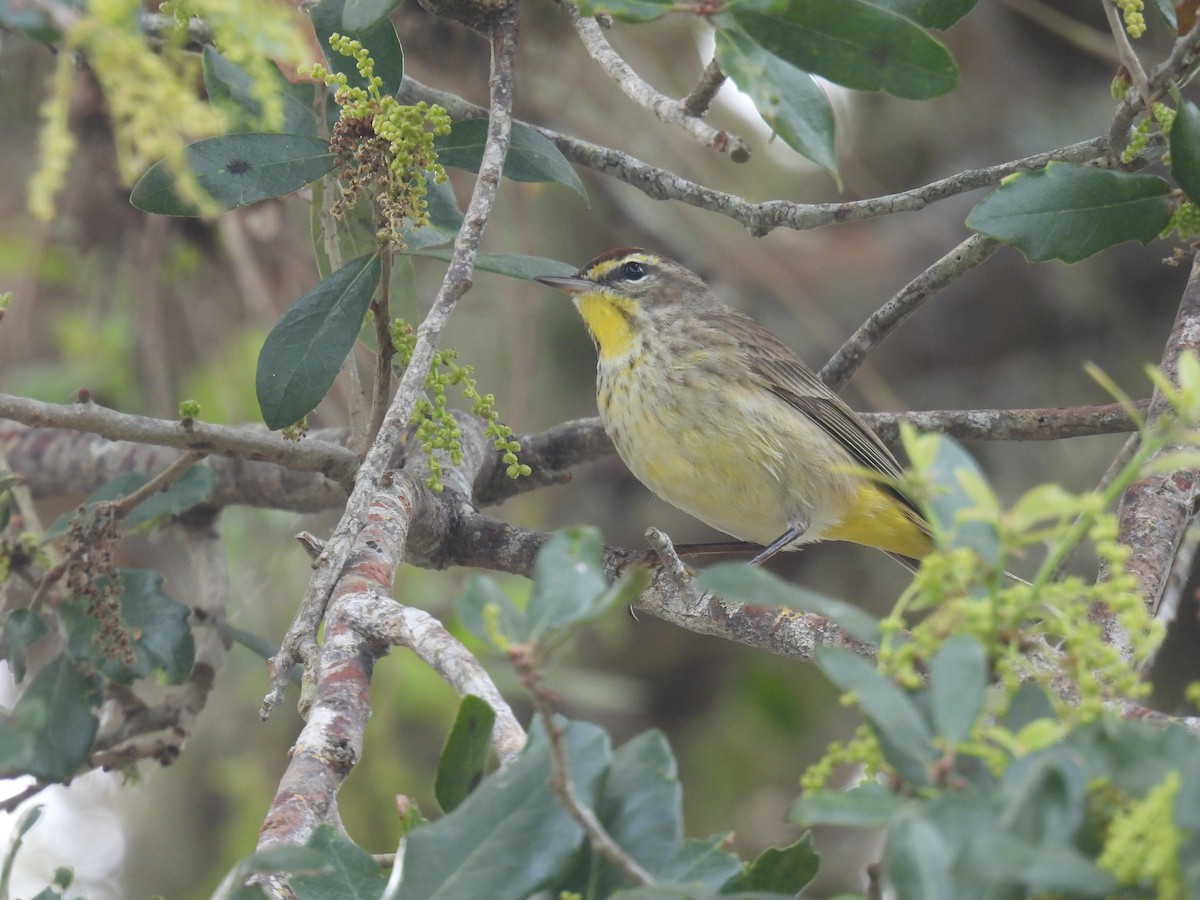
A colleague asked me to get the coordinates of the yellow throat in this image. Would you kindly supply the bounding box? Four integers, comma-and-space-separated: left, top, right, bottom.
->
574, 290, 640, 360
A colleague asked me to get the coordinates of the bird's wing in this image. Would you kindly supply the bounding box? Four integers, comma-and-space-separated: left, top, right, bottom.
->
714, 311, 926, 520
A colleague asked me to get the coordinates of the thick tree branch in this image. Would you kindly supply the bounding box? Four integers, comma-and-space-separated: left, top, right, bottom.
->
261, 3, 522, 719
1110, 252, 1200, 624
0, 392, 358, 486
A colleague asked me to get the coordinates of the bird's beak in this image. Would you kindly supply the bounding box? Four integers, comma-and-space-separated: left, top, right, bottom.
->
535, 274, 591, 294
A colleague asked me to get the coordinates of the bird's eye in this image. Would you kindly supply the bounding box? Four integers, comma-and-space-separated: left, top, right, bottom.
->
621, 261, 647, 281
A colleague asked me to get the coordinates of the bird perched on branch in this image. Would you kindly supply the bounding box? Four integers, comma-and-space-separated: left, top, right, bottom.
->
537, 248, 933, 567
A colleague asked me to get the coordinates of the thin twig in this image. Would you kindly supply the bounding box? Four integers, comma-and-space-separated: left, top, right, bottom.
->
559, 1, 750, 161
399, 75, 1139, 236
0, 392, 360, 486
367, 248, 396, 450
1101, 0, 1150, 101
108, 450, 206, 518
820, 234, 1002, 390
681, 56, 727, 119
520, 656, 656, 887
1109, 18, 1200, 153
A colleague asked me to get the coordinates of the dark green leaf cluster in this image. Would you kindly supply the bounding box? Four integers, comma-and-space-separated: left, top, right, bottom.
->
795, 646, 1200, 898
1, 472, 207, 783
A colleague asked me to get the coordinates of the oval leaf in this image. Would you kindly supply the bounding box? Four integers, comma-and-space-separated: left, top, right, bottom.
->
256, 253, 381, 429
436, 120, 588, 200
436, 695, 496, 813
0, 654, 101, 782
1172, 96, 1200, 205
882, 810, 955, 899
343, 0, 404, 30
397, 721, 611, 900
791, 783, 911, 827
732, 0, 958, 100
697, 562, 881, 643
965, 162, 1171, 263
714, 23, 837, 174
929, 635, 986, 744
131, 134, 335, 216
202, 47, 319, 137
816, 646, 936, 786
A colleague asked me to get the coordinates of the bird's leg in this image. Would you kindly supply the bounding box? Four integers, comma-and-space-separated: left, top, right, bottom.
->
750, 515, 809, 566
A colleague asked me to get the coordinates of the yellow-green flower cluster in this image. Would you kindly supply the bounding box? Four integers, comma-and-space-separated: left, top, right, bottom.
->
1098, 772, 1184, 897
391, 319, 529, 491
309, 35, 451, 244
30, 0, 226, 219
1115, 0, 1146, 38
1122, 102, 1175, 164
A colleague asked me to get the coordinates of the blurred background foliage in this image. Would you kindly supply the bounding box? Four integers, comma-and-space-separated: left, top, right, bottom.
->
0, 1, 1195, 896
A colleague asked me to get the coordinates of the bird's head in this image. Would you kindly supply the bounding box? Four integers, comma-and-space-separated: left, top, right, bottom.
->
536, 248, 710, 359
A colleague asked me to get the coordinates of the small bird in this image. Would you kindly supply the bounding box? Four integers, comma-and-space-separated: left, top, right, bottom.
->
536, 248, 933, 566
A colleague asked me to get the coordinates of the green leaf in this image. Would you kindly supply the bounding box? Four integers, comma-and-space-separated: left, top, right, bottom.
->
919, 432, 1000, 563
575, 0, 674, 22
435, 695, 496, 813
526, 527, 612, 639
256, 253, 382, 430
2, 610, 49, 683
1172, 96, 1200, 206
720, 834, 819, 895
1003, 681, 1056, 732
202, 48, 318, 138
130, 134, 335, 217
816, 647, 936, 787
436, 120, 588, 200
396, 720, 611, 900
288, 825, 389, 899
732, 0, 958, 100
309, 0, 404, 93
0, 655, 101, 782
343, 0, 404, 31
657, 834, 742, 890
411, 248, 577, 280
878, 0, 979, 29
998, 747, 1087, 844
568, 730, 684, 895
965, 162, 1172, 263
960, 831, 1116, 896
454, 575, 527, 649
697, 563, 881, 643
123, 465, 217, 532
59, 569, 196, 685
790, 782, 910, 827
714, 24, 837, 174
928, 635, 986, 744
881, 810, 954, 900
